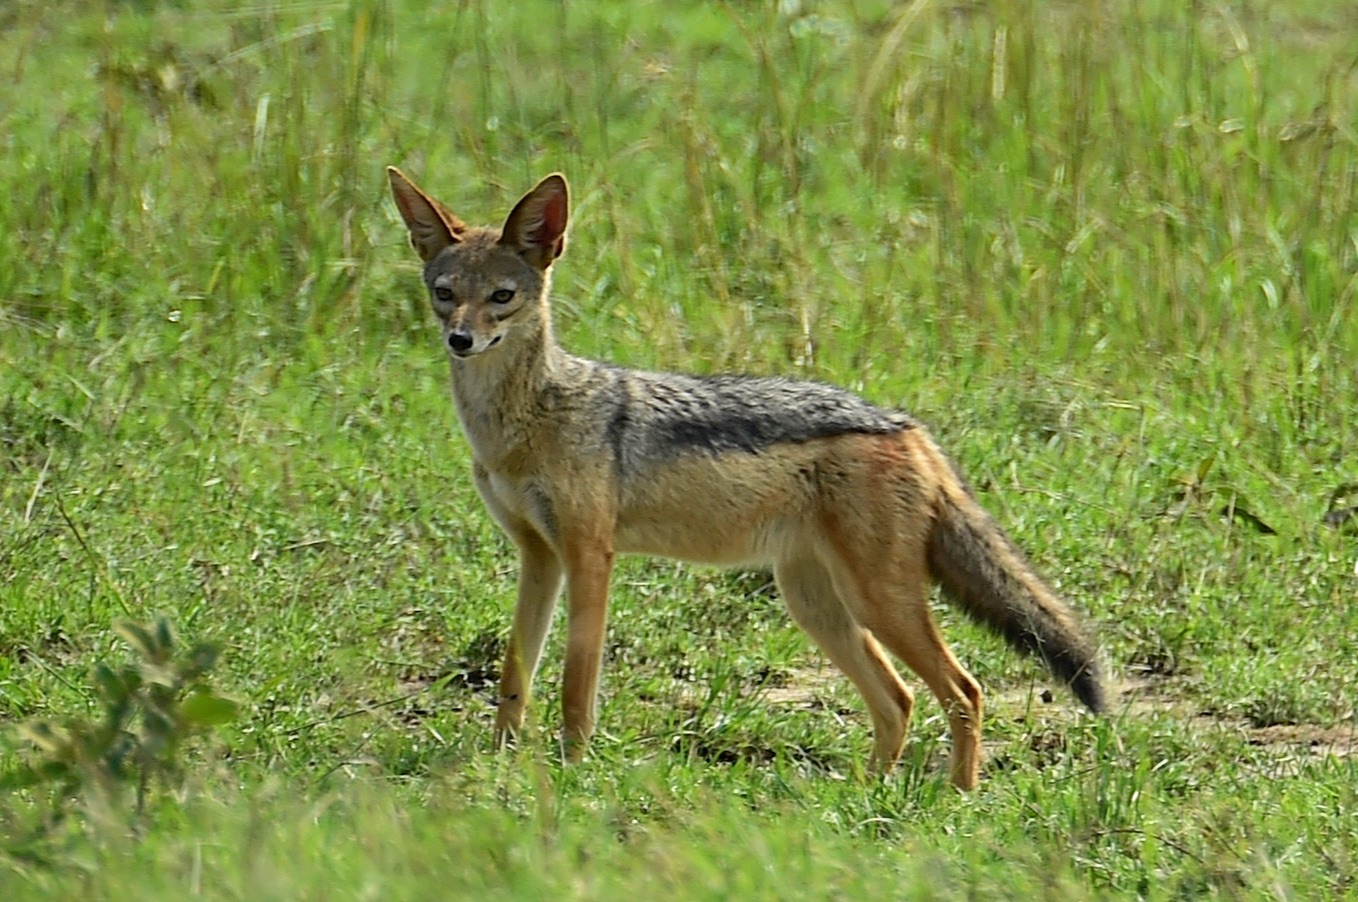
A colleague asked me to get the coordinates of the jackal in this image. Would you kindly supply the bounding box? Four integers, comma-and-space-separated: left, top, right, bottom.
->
387, 167, 1105, 789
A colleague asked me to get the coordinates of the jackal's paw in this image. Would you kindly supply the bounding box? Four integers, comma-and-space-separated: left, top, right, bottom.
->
492, 712, 523, 752
560, 733, 590, 764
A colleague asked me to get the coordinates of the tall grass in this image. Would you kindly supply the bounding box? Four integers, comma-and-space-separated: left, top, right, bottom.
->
3, 2, 1351, 365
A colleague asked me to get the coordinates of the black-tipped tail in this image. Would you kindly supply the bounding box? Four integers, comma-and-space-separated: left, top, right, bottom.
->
926, 494, 1106, 713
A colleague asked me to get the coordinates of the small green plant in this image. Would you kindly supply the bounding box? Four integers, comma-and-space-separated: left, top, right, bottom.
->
2, 618, 238, 846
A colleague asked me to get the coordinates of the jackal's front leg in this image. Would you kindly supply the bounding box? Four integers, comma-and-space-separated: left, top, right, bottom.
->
559, 537, 615, 762
494, 530, 564, 749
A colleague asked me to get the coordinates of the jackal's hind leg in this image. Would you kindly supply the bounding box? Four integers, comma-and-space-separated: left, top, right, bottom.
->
830, 553, 984, 790
774, 555, 915, 774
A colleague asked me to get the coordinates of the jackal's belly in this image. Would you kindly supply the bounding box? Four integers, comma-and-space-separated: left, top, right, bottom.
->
613, 512, 796, 568
612, 450, 820, 567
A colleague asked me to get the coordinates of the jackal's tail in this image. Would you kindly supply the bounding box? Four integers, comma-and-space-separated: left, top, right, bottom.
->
926, 484, 1106, 714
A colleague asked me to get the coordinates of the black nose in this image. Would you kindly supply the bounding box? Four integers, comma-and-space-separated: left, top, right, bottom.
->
447, 330, 474, 353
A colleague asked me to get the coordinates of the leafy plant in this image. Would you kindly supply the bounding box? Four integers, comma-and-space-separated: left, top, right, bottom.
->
2, 618, 238, 852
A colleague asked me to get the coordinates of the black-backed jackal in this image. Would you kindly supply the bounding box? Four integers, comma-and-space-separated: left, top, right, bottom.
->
387, 167, 1105, 789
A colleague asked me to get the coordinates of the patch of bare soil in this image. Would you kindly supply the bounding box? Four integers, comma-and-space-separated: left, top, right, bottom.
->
760, 664, 846, 708
1114, 677, 1357, 759
765, 669, 1357, 761
1239, 724, 1356, 758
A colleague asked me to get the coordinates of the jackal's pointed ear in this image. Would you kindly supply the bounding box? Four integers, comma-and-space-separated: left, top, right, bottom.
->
387, 166, 466, 263
500, 174, 569, 270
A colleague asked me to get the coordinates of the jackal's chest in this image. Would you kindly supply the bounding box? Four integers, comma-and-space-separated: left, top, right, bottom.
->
470, 461, 543, 528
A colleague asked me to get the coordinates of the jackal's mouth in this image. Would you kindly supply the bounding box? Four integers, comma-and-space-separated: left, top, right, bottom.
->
449, 334, 502, 360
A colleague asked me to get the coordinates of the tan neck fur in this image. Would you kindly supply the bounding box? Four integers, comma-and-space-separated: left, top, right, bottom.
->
446, 292, 574, 467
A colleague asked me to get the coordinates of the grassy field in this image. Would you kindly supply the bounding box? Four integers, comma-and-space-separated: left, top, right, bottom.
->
2, 0, 1356, 897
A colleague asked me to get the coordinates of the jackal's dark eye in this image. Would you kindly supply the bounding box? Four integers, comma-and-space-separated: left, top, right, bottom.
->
433, 286, 453, 302
490, 288, 515, 304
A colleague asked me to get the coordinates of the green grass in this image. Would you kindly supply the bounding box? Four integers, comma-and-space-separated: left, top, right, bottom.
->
2, 0, 1357, 897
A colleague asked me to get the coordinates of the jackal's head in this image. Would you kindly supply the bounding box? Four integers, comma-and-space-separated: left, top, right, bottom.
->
387, 167, 568, 359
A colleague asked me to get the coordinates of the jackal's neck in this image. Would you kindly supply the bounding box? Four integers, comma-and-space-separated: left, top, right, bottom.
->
445, 300, 574, 464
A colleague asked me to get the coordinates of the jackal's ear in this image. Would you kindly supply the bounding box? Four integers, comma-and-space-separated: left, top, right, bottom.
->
500, 173, 569, 270
387, 166, 466, 263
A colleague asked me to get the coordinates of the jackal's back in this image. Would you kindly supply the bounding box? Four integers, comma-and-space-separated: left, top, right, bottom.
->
602, 368, 913, 476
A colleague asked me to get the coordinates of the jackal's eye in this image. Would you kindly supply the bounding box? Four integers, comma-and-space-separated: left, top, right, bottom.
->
433, 286, 453, 303
490, 288, 515, 305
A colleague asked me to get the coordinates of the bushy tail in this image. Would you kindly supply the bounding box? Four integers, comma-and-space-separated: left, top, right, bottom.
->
926, 487, 1106, 714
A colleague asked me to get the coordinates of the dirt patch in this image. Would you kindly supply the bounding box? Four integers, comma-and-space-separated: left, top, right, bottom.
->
766, 670, 1357, 761
760, 664, 845, 708
1113, 677, 1356, 758
1242, 724, 1357, 758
